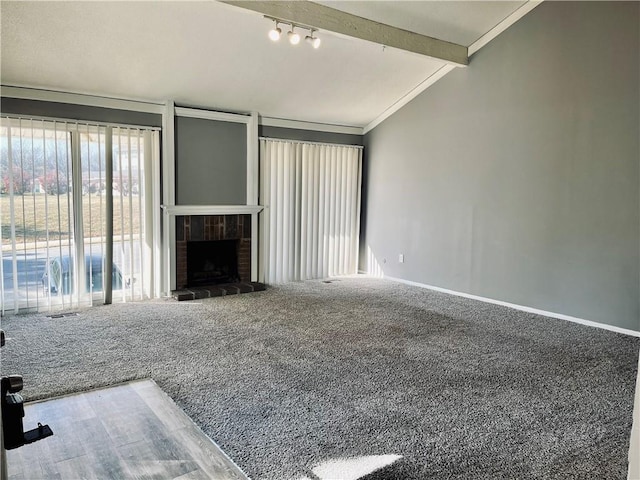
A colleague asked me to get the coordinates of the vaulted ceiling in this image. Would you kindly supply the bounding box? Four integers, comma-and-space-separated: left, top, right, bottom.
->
1, 1, 536, 128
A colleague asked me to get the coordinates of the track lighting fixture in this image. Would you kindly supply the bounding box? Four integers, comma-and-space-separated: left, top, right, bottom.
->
265, 16, 320, 49
288, 27, 301, 45
268, 21, 282, 41
305, 30, 321, 49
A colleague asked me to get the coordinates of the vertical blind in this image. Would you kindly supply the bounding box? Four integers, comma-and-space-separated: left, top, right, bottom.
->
260, 138, 362, 284
0, 116, 158, 314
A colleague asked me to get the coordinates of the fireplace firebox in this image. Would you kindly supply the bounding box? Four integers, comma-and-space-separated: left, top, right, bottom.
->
175, 214, 251, 290
187, 240, 239, 286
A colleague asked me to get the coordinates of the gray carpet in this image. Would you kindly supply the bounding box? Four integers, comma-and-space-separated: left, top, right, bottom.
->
1, 276, 638, 479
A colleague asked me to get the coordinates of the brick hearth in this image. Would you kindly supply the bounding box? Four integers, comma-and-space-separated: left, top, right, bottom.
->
172, 281, 266, 301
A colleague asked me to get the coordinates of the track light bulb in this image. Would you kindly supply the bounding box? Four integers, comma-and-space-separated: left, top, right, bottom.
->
288, 29, 300, 45
269, 23, 281, 41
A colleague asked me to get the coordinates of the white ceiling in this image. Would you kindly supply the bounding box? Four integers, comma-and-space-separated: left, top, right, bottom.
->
1, 1, 528, 128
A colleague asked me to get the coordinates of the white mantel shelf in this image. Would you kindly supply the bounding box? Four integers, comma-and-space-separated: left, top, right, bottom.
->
161, 205, 263, 216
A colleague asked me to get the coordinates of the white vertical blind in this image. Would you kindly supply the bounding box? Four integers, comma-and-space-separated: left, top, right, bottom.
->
260, 138, 362, 284
0, 117, 158, 314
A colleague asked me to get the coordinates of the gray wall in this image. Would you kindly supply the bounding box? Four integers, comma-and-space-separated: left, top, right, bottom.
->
175, 116, 247, 205
0, 97, 162, 127
260, 125, 363, 146
361, 1, 639, 330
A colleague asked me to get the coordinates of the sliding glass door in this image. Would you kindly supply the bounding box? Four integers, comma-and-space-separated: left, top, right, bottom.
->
260, 138, 362, 284
0, 117, 157, 314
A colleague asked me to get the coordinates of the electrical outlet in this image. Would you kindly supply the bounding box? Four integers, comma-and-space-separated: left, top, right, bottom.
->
399, 254, 404, 263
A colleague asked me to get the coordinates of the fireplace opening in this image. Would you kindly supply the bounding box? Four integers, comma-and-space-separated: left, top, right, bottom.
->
187, 240, 239, 286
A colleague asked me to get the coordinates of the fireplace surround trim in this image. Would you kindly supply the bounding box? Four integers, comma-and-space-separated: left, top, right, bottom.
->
161, 204, 263, 293
162, 205, 263, 216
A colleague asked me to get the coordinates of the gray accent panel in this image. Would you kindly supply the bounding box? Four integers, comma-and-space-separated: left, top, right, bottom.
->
361, 1, 639, 330
0, 97, 162, 127
176, 117, 246, 205
259, 125, 363, 146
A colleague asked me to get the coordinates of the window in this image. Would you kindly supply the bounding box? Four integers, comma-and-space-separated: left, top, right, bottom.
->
0, 117, 159, 314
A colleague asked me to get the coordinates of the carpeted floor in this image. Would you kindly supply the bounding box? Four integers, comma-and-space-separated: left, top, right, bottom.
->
1, 276, 638, 479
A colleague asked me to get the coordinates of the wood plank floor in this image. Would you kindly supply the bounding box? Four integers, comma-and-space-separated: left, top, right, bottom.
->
6, 379, 249, 480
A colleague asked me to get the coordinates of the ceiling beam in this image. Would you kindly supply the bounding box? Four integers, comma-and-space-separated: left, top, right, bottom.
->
221, 0, 468, 66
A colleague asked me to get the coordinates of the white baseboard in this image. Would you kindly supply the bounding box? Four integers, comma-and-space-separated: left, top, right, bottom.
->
383, 275, 640, 338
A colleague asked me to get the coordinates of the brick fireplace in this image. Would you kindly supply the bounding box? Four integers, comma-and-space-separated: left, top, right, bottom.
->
175, 214, 251, 290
